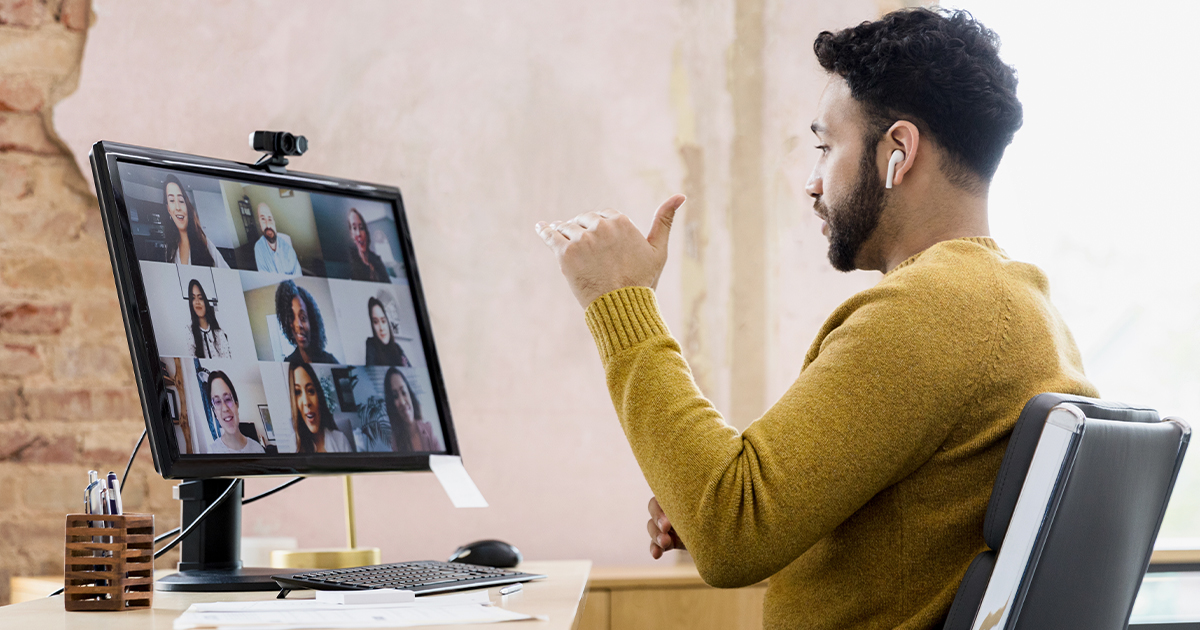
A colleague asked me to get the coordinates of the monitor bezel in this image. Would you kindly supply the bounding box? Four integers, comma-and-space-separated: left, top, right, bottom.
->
89, 141, 460, 479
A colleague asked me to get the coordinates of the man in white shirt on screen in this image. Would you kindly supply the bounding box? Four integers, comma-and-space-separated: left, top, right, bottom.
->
253, 202, 302, 276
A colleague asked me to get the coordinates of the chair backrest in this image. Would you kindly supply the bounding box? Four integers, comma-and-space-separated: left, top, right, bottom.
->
943, 393, 1191, 630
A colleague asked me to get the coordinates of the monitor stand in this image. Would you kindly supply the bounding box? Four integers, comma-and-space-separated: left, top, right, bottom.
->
156, 479, 305, 592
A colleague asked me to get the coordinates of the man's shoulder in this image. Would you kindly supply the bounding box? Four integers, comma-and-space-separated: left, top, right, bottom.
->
826, 239, 1016, 337
889, 238, 1051, 303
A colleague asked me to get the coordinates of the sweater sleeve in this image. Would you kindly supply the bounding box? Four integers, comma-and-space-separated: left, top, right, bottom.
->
586, 282, 997, 588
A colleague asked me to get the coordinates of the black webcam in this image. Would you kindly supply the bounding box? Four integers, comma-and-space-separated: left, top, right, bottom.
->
249, 130, 307, 173
250, 130, 307, 157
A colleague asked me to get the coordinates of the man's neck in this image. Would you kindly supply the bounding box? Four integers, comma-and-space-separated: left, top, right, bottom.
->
871, 189, 990, 274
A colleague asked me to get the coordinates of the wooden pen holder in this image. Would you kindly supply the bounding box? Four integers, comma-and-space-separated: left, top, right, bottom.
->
63, 513, 154, 611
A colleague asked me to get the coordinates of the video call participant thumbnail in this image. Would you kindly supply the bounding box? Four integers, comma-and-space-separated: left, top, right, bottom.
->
275, 280, 340, 365
206, 370, 265, 455
254, 202, 302, 276
288, 360, 352, 453
187, 279, 231, 359
163, 174, 230, 269
365, 297, 410, 367
347, 208, 389, 283
384, 367, 441, 453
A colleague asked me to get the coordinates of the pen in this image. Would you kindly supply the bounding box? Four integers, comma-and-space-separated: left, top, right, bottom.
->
499, 583, 522, 596
106, 472, 122, 515
84, 480, 104, 572
85, 480, 102, 519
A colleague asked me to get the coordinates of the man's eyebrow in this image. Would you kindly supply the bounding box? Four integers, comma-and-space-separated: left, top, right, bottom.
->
810, 121, 826, 134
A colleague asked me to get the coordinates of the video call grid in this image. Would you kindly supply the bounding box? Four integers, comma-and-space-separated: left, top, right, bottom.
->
117, 162, 447, 458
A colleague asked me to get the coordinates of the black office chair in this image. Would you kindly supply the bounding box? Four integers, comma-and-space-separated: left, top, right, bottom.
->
943, 393, 1191, 630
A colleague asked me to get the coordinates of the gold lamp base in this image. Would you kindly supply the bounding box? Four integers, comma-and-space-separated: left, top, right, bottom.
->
270, 547, 382, 570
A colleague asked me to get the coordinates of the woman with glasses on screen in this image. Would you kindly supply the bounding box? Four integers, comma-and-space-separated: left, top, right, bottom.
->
364, 297, 410, 367
347, 208, 389, 283
289, 360, 352, 453
206, 371, 265, 454
186, 280, 231, 359
384, 367, 440, 453
162, 174, 229, 268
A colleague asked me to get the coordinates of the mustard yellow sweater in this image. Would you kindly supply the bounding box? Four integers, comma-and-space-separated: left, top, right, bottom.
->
584, 238, 1096, 630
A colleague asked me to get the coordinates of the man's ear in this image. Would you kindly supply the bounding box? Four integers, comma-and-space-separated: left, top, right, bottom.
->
884, 121, 920, 187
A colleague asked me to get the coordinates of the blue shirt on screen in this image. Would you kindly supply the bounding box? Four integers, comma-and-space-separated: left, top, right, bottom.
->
254, 233, 301, 276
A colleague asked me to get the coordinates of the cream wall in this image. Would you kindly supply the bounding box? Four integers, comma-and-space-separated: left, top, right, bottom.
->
54, 0, 879, 567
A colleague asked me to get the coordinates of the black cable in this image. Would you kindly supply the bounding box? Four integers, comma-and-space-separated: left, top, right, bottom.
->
148, 478, 305, 556
242, 477, 304, 505
153, 479, 240, 559
155, 527, 181, 543
120, 429, 147, 491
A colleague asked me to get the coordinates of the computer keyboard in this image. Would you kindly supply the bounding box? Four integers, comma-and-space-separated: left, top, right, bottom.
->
273, 560, 546, 597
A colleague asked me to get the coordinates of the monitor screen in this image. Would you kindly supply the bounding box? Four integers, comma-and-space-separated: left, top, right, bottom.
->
90, 142, 457, 478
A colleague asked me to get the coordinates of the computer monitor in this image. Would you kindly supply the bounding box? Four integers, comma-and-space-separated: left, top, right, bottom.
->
89, 141, 459, 590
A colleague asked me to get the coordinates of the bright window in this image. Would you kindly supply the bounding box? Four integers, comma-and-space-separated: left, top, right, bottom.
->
945, 0, 1200, 538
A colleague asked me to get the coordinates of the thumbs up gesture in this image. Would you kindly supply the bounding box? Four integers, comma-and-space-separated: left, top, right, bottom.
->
535, 194, 686, 309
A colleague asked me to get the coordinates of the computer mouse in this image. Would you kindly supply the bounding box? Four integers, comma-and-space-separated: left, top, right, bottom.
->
448, 539, 523, 568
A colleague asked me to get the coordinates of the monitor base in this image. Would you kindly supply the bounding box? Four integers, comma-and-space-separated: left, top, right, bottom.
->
156, 567, 304, 592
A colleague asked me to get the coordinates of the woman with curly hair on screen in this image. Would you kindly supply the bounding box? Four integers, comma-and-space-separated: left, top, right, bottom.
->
288, 360, 352, 453
275, 280, 339, 364
185, 279, 231, 359
162, 174, 229, 268
384, 367, 441, 453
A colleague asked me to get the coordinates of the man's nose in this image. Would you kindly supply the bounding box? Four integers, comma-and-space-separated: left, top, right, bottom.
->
805, 172, 822, 199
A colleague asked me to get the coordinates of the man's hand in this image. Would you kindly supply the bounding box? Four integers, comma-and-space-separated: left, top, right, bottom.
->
647, 496, 685, 559
535, 194, 686, 309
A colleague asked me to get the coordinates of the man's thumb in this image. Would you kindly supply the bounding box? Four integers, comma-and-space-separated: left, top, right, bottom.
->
647, 194, 685, 250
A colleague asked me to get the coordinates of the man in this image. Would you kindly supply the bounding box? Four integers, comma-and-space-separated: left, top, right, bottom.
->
254, 202, 302, 275
535, 8, 1095, 630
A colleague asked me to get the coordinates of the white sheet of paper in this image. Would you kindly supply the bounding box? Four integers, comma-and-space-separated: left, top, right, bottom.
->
173, 604, 533, 629
187, 590, 490, 614
429, 455, 488, 508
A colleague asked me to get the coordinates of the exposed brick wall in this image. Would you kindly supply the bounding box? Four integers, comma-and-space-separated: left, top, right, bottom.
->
0, 0, 179, 604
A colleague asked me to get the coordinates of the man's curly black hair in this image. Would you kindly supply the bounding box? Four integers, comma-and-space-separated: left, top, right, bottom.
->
814, 8, 1022, 188
274, 280, 327, 352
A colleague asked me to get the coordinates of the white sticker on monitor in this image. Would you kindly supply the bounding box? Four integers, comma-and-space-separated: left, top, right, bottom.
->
429, 455, 488, 508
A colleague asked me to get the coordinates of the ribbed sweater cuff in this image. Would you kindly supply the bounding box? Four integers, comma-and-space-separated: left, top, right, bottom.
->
584, 286, 670, 360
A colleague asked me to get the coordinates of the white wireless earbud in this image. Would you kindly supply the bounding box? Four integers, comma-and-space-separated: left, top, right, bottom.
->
886, 150, 905, 189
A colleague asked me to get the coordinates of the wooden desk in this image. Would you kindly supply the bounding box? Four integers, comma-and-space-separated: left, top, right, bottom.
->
0, 560, 590, 630
579, 564, 766, 630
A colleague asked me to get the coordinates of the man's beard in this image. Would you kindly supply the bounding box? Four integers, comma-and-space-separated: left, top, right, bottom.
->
264, 228, 277, 244
815, 150, 887, 272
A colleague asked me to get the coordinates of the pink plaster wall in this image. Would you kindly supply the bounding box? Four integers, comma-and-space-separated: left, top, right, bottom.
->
54, 0, 877, 567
